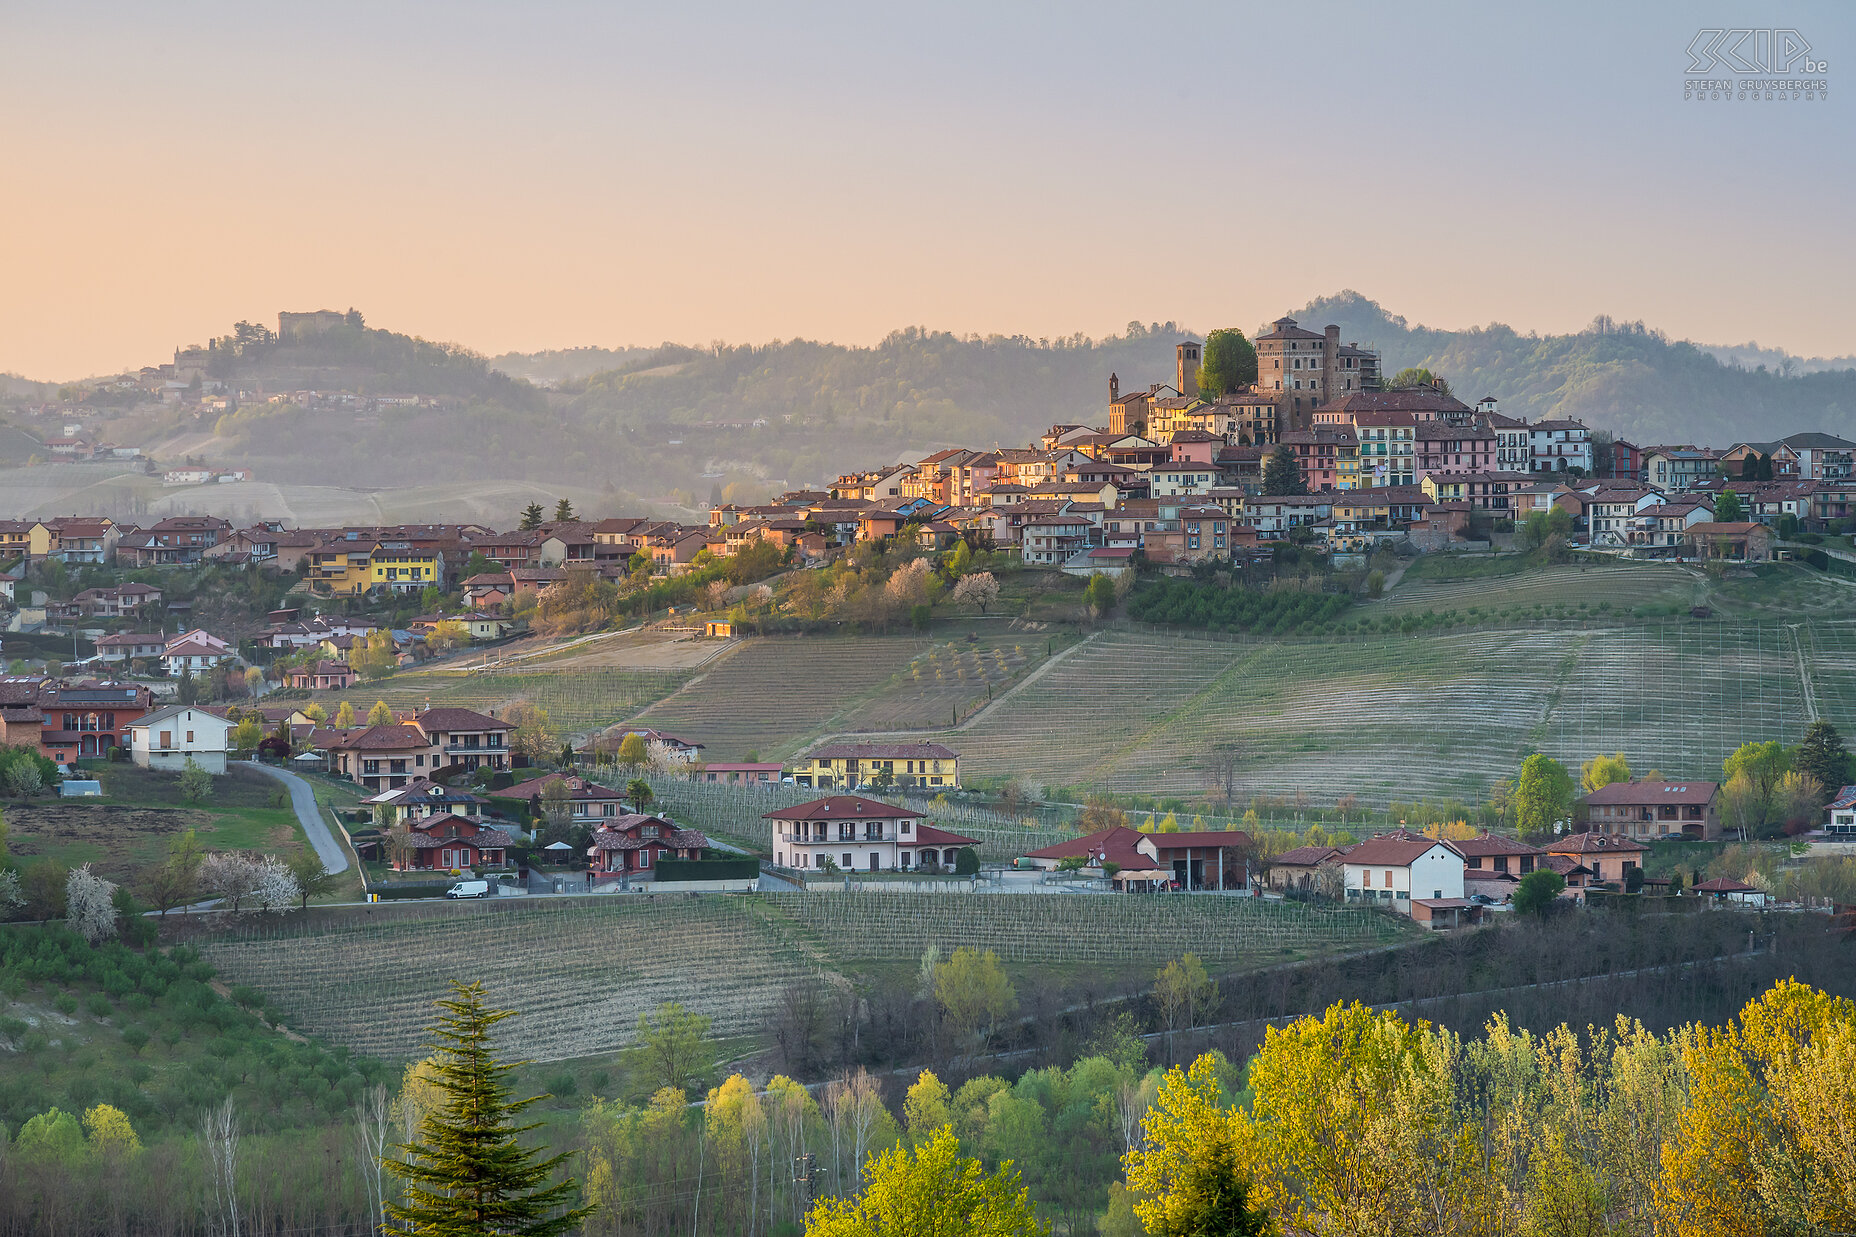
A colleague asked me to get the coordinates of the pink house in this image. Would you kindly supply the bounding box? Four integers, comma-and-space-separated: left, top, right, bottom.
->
1169, 430, 1222, 466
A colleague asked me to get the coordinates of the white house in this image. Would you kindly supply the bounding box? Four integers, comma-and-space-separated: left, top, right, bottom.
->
94, 632, 168, 663
764, 796, 980, 873
1826, 786, 1856, 838
129, 705, 233, 773
163, 630, 235, 675
1341, 829, 1468, 928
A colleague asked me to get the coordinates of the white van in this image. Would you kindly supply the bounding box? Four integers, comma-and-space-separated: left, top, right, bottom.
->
446, 880, 490, 899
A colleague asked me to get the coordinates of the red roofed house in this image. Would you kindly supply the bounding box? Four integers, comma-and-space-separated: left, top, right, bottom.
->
1265, 844, 1345, 892
692, 762, 785, 784
1340, 830, 1471, 926
586, 814, 711, 878
1544, 833, 1647, 887
1021, 825, 1254, 891
313, 724, 433, 791
394, 814, 516, 873
1581, 779, 1721, 841
502, 772, 628, 824
1452, 832, 1543, 877
1691, 876, 1769, 906
766, 796, 979, 873
1826, 785, 1856, 838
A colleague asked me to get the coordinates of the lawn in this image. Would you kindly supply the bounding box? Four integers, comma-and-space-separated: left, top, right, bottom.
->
3, 764, 306, 883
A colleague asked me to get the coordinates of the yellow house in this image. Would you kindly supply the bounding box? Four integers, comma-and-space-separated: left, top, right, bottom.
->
1421, 475, 1468, 503
367, 547, 442, 591
306, 542, 443, 595
1335, 449, 1362, 491
791, 741, 960, 790
1331, 492, 1392, 528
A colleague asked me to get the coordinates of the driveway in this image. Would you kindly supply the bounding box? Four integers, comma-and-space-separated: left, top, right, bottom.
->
241, 761, 351, 875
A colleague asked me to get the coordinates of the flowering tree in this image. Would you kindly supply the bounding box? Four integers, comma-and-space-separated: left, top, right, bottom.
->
951, 572, 1000, 614
65, 865, 119, 944
251, 856, 301, 914
200, 853, 263, 912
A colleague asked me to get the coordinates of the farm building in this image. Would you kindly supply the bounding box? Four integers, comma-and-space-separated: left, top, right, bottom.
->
790, 741, 961, 790
766, 796, 979, 872
1265, 844, 1344, 892
1022, 825, 1254, 891
128, 705, 233, 773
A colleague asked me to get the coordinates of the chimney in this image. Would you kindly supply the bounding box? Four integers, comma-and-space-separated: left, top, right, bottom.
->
1109, 372, 1119, 403
1176, 342, 1200, 398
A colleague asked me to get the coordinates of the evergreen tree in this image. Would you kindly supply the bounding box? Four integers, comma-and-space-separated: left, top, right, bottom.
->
518, 502, 546, 530
552, 498, 575, 523
1262, 445, 1306, 496
387, 981, 594, 1237
1795, 720, 1851, 803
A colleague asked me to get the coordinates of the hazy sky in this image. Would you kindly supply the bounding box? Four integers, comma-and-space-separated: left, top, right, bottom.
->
4, 1, 1852, 378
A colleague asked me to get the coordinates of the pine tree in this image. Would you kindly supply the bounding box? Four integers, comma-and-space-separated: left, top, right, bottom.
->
1262, 445, 1306, 496
1795, 720, 1851, 803
519, 502, 546, 530
552, 498, 575, 522
387, 982, 595, 1236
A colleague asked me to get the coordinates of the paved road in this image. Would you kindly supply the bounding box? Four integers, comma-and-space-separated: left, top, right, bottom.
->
241, 761, 350, 875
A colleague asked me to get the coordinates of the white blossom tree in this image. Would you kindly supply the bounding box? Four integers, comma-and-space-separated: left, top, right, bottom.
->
951, 571, 1000, 614
251, 856, 301, 914
200, 853, 263, 913
65, 864, 119, 944
0, 868, 23, 913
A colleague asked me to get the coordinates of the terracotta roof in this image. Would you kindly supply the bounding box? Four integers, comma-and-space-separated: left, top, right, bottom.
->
1582, 779, 1719, 806
502, 773, 624, 801
1692, 877, 1757, 893
763, 796, 924, 821
1452, 832, 1544, 858
407, 815, 515, 849
1341, 829, 1460, 866
914, 823, 982, 847
416, 707, 513, 732
1547, 832, 1648, 855
311, 723, 428, 751
1271, 845, 1344, 867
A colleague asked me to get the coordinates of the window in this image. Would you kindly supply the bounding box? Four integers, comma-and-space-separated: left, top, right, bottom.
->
842, 853, 853, 869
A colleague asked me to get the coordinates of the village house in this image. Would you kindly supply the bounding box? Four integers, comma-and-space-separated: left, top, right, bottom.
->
287, 660, 357, 691
1340, 830, 1471, 927
1452, 832, 1543, 876
93, 633, 168, 665
690, 762, 784, 784
1264, 844, 1345, 892
790, 741, 960, 790
1826, 786, 1856, 838
361, 778, 489, 827
415, 708, 515, 775
1690, 877, 1769, 906
394, 814, 516, 874
1544, 833, 1647, 886
502, 772, 629, 824
1581, 779, 1721, 840
163, 630, 236, 676
117, 515, 232, 567
129, 705, 234, 774
314, 723, 432, 791
587, 814, 711, 877
37, 682, 155, 767
766, 796, 979, 873
1685, 521, 1772, 562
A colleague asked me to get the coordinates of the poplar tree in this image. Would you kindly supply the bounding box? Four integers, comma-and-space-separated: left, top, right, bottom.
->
387, 981, 594, 1236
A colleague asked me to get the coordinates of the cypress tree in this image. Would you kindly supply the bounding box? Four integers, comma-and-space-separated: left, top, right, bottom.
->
387, 981, 595, 1236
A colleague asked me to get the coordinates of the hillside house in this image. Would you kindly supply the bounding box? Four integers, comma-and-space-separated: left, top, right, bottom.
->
1452, 833, 1543, 876
1827, 786, 1856, 838
1341, 830, 1470, 926
791, 741, 959, 790
129, 705, 233, 774
587, 814, 711, 877
1685, 522, 1772, 562
394, 814, 515, 873
38, 682, 154, 767
414, 708, 515, 776
766, 796, 978, 872
93, 633, 168, 664
1265, 844, 1344, 892
1545, 833, 1647, 886
1581, 779, 1721, 840
314, 724, 433, 791
692, 762, 784, 784
503, 772, 629, 824
1691, 877, 1768, 906
287, 660, 357, 691
163, 630, 235, 676
362, 778, 489, 827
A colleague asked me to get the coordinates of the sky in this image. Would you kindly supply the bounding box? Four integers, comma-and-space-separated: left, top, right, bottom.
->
3, 0, 1853, 379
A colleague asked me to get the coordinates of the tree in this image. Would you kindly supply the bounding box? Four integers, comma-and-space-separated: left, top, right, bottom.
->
1724, 740, 1792, 830
903, 1070, 953, 1145
1512, 868, 1566, 916
934, 947, 1017, 1050
552, 498, 575, 523
1794, 720, 1851, 803
177, 669, 200, 706
1521, 505, 1574, 550
388, 981, 594, 1236
506, 703, 557, 763
303, 702, 329, 725
1389, 367, 1449, 394
366, 699, 396, 727
334, 700, 357, 728
1084, 572, 1117, 617
1714, 489, 1745, 522
518, 502, 546, 531
231, 716, 264, 756
954, 846, 980, 875
1197, 329, 1258, 399
1512, 754, 1575, 838
539, 779, 574, 838
1580, 752, 1632, 793
951, 571, 1000, 614
1125, 1054, 1271, 1237
83, 1103, 142, 1157
65, 865, 119, 944
200, 852, 264, 912
1720, 772, 1763, 842
1154, 954, 1219, 1062
1262, 445, 1305, 497
286, 848, 335, 909
179, 756, 215, 803
624, 1001, 714, 1096
806, 1125, 1047, 1237
615, 732, 650, 772
625, 778, 653, 813
426, 619, 471, 654
351, 631, 399, 681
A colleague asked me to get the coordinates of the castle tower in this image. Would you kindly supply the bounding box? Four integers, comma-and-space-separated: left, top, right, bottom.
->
1176, 342, 1200, 398
1109, 372, 1119, 403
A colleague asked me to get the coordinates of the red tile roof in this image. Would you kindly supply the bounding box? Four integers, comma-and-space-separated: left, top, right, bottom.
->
1582, 779, 1718, 806
763, 796, 923, 821
1546, 832, 1648, 855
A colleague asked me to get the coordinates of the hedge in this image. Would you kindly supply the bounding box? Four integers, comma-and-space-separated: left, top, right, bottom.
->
653, 857, 760, 882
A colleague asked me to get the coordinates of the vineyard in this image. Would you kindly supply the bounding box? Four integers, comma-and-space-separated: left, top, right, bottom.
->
196, 891, 1404, 1062
1377, 561, 1700, 617
848, 620, 1856, 808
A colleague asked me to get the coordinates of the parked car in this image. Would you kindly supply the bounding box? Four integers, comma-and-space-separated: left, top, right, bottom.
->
446, 880, 490, 899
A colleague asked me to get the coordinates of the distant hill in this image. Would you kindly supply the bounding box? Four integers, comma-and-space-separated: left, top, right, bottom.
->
1287, 292, 1856, 447
487, 345, 657, 385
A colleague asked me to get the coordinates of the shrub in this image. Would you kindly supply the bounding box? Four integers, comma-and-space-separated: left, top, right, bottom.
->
54, 994, 78, 1016
545, 1070, 578, 1098
120, 1026, 149, 1054
85, 993, 112, 1018
954, 847, 980, 876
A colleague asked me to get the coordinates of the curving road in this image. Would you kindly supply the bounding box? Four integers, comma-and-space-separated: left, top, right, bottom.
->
241, 761, 350, 875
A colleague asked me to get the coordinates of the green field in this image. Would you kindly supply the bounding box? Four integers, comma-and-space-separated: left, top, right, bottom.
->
195, 892, 1405, 1062
307, 664, 692, 738
4, 764, 305, 882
